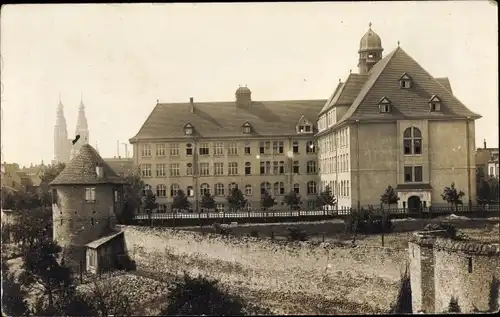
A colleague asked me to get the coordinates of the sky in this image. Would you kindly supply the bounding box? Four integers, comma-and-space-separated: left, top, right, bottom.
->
0, 2, 498, 167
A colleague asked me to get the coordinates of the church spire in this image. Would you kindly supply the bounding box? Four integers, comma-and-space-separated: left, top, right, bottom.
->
54, 96, 70, 164
71, 94, 90, 159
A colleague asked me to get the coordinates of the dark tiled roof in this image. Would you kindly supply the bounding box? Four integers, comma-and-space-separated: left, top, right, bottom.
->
339, 47, 481, 123
130, 99, 326, 141
319, 74, 368, 115
103, 158, 136, 177
50, 144, 124, 186
435, 77, 453, 94
396, 183, 433, 191
85, 231, 123, 249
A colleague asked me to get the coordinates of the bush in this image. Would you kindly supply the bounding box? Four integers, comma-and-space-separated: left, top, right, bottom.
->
212, 223, 232, 236
345, 209, 394, 234
424, 222, 457, 239
448, 296, 461, 313
287, 226, 308, 241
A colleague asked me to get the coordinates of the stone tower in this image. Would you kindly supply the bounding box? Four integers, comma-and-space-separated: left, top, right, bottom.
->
53, 97, 70, 164
50, 144, 124, 270
71, 97, 90, 160
358, 22, 383, 74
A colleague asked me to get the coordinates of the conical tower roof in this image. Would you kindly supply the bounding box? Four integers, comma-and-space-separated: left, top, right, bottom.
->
50, 144, 124, 185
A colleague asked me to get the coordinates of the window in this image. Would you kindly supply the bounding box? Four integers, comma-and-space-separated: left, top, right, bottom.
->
215, 183, 225, 196
89, 251, 97, 268
156, 184, 167, 197
200, 183, 210, 195
141, 144, 151, 157
214, 143, 224, 156
228, 162, 238, 175
91, 217, 94, 225
490, 166, 495, 176
85, 188, 96, 202
214, 163, 224, 176
259, 141, 271, 155
157, 204, 167, 213
399, 73, 412, 89
293, 161, 300, 174
242, 122, 252, 134
273, 182, 285, 195
199, 143, 209, 156
272, 141, 284, 154
298, 124, 312, 133
156, 164, 166, 177
293, 183, 300, 194
216, 204, 225, 213
229, 183, 238, 191
245, 203, 252, 211
403, 127, 422, 155
378, 97, 391, 113
260, 161, 271, 175
228, 142, 238, 156
307, 200, 316, 209
404, 166, 413, 182
414, 166, 423, 182
140, 164, 152, 177
187, 186, 194, 197
199, 163, 209, 176
184, 123, 193, 135
186, 143, 193, 156
169, 143, 179, 156
244, 143, 251, 155
292, 141, 299, 153
307, 181, 317, 195
306, 141, 315, 153
279, 161, 285, 174
307, 161, 317, 173
170, 184, 180, 197
260, 182, 271, 194
404, 166, 423, 183
156, 144, 166, 157
245, 162, 251, 175
346, 180, 350, 197
186, 163, 193, 176
273, 161, 279, 175
170, 163, 180, 177
429, 95, 441, 112
245, 184, 252, 196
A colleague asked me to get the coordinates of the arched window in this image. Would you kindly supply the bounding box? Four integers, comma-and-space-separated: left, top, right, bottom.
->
144, 184, 152, 192
293, 183, 300, 194
307, 181, 317, 195
200, 183, 210, 196
228, 182, 238, 192
187, 186, 194, 197
293, 160, 300, 174
245, 162, 251, 175
403, 127, 422, 155
307, 161, 317, 173
215, 183, 224, 196
273, 182, 284, 195
156, 184, 166, 197
170, 184, 180, 197
260, 182, 271, 194
245, 184, 252, 196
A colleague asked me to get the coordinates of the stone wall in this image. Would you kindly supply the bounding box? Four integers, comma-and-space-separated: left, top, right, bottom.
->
118, 225, 408, 314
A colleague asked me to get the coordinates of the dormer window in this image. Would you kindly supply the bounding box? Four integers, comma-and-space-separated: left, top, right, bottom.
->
241, 122, 252, 134
184, 123, 193, 135
378, 96, 392, 113
296, 115, 313, 134
399, 73, 412, 89
429, 95, 441, 112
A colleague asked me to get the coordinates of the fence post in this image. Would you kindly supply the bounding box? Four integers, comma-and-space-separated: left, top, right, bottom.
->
199, 211, 202, 228
173, 211, 176, 229
80, 260, 83, 284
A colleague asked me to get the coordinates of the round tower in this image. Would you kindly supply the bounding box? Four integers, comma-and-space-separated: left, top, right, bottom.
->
358, 22, 383, 74
50, 144, 124, 270
235, 85, 252, 108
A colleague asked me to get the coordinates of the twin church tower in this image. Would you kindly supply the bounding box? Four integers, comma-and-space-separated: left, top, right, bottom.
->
53, 96, 90, 165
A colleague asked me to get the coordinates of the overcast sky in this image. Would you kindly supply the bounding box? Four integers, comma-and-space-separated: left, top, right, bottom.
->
1, 2, 498, 166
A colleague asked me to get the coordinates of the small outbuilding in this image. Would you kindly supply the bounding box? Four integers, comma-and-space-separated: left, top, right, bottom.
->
85, 230, 125, 274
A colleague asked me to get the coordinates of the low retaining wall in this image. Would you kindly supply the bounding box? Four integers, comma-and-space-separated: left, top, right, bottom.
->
118, 225, 408, 314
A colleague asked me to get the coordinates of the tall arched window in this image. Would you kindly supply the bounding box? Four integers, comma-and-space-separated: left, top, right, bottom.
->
170, 184, 180, 197
200, 183, 210, 196
307, 161, 317, 173
260, 182, 271, 194
156, 184, 166, 197
307, 181, 317, 195
215, 183, 225, 196
245, 184, 252, 196
403, 127, 422, 155
273, 182, 284, 195
293, 160, 300, 174
293, 183, 300, 194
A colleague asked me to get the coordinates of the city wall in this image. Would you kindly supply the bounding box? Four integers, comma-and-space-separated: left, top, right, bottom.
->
118, 225, 407, 314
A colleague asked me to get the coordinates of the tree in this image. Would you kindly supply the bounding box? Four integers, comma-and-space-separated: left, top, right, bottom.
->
143, 188, 157, 213
200, 192, 216, 212
10, 207, 52, 249
441, 182, 465, 212
81, 279, 133, 316
284, 190, 301, 211
260, 191, 276, 211
40, 163, 66, 185
316, 185, 336, 210
390, 265, 412, 314
172, 189, 191, 212
120, 174, 146, 224
160, 273, 246, 316
380, 185, 400, 210
226, 186, 247, 212
1, 256, 29, 316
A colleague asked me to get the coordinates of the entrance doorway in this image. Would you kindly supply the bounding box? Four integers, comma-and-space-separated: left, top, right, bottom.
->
407, 195, 422, 212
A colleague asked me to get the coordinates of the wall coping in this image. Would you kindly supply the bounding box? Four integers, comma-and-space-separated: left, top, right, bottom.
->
408, 230, 449, 247
433, 238, 500, 256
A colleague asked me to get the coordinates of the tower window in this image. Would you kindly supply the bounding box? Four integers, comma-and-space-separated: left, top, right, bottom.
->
399, 73, 412, 89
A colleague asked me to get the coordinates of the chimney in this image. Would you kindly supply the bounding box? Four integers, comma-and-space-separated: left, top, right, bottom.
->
189, 97, 194, 114
96, 165, 104, 178
484, 139, 487, 149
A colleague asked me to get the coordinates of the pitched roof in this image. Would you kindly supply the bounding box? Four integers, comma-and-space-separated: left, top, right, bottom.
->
85, 231, 123, 249
435, 77, 453, 94
319, 74, 368, 115
130, 99, 326, 141
103, 158, 136, 177
338, 47, 481, 123
50, 144, 124, 186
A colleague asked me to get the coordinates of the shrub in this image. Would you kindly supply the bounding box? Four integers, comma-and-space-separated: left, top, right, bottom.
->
424, 222, 457, 239
287, 226, 308, 241
212, 223, 232, 236
345, 209, 394, 234
448, 296, 461, 313
389, 265, 412, 314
